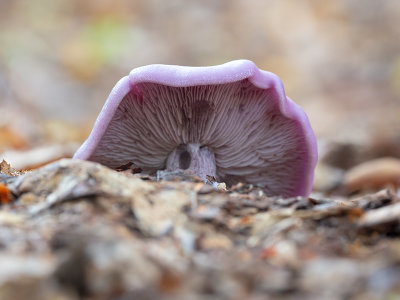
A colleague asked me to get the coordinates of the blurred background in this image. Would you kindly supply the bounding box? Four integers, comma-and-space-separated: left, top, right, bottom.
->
0, 0, 399, 184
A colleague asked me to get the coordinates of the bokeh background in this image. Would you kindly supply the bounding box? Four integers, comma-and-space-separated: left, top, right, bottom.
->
1, 0, 399, 173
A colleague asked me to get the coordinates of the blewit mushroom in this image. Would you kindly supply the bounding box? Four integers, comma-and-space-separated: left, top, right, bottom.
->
74, 60, 317, 197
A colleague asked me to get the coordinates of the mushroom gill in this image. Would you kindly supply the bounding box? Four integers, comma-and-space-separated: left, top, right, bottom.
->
88, 79, 307, 196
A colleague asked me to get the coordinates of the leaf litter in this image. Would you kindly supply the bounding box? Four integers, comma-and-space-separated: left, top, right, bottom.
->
0, 158, 399, 299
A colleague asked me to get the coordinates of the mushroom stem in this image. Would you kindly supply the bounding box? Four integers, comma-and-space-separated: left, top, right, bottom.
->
166, 143, 217, 180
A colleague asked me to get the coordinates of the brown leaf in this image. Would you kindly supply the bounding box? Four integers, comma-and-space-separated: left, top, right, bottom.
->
344, 157, 400, 193
0, 183, 12, 204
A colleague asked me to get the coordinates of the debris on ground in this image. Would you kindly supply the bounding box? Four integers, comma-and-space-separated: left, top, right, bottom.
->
0, 159, 399, 299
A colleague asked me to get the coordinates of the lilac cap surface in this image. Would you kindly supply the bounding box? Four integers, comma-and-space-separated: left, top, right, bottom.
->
74, 60, 318, 197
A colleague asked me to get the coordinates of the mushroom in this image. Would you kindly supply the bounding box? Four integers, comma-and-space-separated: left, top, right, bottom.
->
74, 60, 317, 197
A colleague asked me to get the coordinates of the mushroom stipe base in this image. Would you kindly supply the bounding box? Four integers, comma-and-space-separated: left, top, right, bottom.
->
166, 143, 217, 180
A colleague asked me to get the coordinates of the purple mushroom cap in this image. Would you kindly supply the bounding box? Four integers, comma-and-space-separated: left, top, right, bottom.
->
74, 60, 318, 197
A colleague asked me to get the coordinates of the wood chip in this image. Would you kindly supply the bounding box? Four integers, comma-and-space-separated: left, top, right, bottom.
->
359, 202, 400, 227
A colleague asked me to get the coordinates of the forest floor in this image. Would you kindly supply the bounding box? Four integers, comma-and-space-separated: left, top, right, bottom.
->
0, 153, 399, 300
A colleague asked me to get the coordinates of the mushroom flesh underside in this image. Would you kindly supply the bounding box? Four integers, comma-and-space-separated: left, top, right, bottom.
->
89, 80, 307, 196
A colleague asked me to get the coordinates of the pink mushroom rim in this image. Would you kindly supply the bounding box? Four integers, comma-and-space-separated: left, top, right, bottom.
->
73, 60, 318, 197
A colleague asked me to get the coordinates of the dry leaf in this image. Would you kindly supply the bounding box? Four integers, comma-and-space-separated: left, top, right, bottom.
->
0, 183, 12, 204
344, 157, 400, 193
